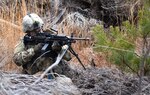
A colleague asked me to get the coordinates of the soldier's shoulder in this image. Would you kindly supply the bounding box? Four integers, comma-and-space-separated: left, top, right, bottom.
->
15, 37, 24, 48
14, 38, 25, 54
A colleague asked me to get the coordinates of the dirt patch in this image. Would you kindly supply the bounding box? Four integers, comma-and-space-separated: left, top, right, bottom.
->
71, 67, 150, 95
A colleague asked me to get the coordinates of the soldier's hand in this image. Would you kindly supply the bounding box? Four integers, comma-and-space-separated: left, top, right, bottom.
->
52, 41, 61, 52
34, 43, 44, 53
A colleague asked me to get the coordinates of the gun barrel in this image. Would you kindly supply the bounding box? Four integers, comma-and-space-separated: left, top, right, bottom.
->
70, 37, 90, 40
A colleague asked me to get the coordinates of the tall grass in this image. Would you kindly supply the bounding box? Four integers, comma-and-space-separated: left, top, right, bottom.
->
0, 0, 26, 72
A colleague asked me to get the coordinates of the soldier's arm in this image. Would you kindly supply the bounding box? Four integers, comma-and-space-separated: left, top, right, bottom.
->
51, 41, 71, 61
13, 40, 35, 66
62, 46, 72, 61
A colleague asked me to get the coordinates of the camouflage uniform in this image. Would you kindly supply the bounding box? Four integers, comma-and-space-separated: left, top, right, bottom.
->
13, 13, 72, 75
13, 37, 72, 75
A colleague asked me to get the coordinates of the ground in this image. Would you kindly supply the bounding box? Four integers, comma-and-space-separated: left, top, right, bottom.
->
1, 66, 150, 95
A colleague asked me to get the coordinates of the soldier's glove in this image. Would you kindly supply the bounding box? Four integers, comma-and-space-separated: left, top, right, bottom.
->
34, 43, 44, 53
52, 41, 61, 52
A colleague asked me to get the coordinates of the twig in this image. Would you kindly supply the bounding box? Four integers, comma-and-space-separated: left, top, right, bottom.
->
142, 83, 150, 92
30, 50, 51, 69
0, 83, 11, 95
50, 8, 66, 27
121, 54, 139, 76
93, 45, 134, 53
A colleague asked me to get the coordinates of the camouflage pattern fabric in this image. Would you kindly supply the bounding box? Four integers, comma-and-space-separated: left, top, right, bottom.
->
13, 38, 72, 75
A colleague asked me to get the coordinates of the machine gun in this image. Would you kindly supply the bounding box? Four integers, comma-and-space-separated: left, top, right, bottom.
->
23, 32, 89, 70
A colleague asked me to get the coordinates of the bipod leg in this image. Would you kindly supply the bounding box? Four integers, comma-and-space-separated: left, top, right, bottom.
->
69, 46, 86, 70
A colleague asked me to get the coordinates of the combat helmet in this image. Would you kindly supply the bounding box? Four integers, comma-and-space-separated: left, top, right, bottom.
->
22, 13, 44, 33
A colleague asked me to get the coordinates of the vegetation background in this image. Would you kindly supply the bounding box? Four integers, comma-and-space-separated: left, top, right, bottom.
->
0, 0, 150, 95
92, 0, 150, 75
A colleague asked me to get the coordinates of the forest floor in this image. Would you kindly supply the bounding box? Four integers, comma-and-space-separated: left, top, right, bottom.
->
1, 48, 150, 95
1, 65, 150, 95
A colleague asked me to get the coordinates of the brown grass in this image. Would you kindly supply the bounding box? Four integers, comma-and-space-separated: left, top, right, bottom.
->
70, 47, 112, 68
0, 0, 28, 72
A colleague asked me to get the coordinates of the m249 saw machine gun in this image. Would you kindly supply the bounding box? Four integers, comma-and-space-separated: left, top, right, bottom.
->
23, 31, 90, 70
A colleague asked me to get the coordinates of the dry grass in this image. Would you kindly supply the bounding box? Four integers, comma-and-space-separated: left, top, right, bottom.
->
58, 12, 93, 49
0, 0, 26, 72
70, 47, 112, 68
0, 0, 41, 72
